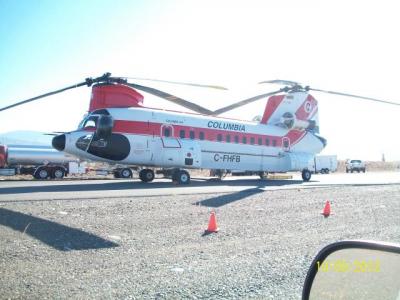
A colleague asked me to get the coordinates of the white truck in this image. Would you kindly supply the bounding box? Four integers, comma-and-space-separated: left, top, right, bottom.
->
0, 144, 86, 179
309, 155, 338, 174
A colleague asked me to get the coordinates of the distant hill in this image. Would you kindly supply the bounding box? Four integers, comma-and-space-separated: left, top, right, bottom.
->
0, 131, 53, 147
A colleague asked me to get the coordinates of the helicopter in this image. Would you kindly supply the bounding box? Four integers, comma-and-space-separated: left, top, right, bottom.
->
1, 73, 399, 184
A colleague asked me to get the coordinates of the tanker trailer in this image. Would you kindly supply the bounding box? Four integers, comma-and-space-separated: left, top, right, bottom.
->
0, 144, 86, 179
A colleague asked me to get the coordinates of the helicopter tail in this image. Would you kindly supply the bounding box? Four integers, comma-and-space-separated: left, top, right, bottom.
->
260, 92, 319, 132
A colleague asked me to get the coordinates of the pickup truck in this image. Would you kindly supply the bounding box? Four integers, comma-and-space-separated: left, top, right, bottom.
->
346, 159, 366, 173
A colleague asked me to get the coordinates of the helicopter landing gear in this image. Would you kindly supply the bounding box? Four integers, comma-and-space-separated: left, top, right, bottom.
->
139, 168, 155, 182
302, 169, 312, 182
172, 169, 191, 184
259, 171, 268, 179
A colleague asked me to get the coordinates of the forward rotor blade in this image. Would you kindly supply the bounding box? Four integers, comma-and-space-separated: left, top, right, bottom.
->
212, 89, 285, 115
126, 83, 214, 115
0, 73, 114, 113
126, 77, 228, 90
0, 81, 88, 112
309, 88, 400, 106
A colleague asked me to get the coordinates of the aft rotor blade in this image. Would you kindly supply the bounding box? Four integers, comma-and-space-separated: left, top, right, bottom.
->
126, 83, 214, 115
0, 81, 88, 112
126, 77, 228, 90
212, 89, 285, 115
310, 88, 400, 106
259, 79, 299, 87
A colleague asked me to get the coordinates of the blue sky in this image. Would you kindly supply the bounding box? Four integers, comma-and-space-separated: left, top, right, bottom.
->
1, 0, 400, 160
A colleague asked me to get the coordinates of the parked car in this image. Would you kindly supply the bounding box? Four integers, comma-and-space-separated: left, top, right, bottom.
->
346, 159, 366, 173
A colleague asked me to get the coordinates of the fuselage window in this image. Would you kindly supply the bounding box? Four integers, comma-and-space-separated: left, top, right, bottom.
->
199, 132, 205, 140
234, 136, 239, 143
190, 130, 195, 139
179, 130, 185, 138
250, 137, 255, 145
163, 127, 171, 137
226, 135, 231, 143
258, 138, 262, 145
272, 139, 277, 147
217, 134, 222, 142
266, 138, 270, 146
242, 137, 247, 144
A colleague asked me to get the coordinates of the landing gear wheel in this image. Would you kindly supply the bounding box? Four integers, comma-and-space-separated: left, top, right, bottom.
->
119, 168, 132, 179
320, 169, 326, 174
259, 171, 267, 179
325, 168, 330, 174
52, 167, 65, 179
174, 170, 190, 184
301, 169, 311, 182
139, 169, 155, 182
35, 167, 49, 180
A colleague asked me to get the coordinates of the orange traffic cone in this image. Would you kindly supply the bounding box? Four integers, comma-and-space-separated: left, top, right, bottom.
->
205, 211, 219, 233
322, 201, 331, 217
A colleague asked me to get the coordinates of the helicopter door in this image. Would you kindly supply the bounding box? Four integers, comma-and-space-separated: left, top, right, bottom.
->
160, 124, 182, 166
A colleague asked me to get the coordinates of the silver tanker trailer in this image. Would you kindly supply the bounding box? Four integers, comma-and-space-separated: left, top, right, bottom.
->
0, 144, 86, 179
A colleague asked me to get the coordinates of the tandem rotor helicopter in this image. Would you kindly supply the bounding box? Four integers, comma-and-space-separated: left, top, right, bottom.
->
1, 73, 399, 184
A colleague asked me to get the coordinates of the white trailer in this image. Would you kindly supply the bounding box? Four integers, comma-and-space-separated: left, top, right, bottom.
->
0, 144, 86, 179
309, 155, 337, 174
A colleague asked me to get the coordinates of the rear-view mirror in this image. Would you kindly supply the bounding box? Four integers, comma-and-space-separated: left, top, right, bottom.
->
302, 240, 400, 300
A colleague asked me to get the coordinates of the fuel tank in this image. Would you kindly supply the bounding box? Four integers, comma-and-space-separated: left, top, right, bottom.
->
2, 144, 79, 166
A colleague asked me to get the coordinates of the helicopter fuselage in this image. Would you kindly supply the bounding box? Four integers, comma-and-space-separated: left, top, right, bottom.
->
52, 106, 326, 173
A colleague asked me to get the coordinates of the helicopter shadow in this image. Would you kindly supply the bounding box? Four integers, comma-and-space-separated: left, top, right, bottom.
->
0, 178, 304, 195
0, 208, 118, 251
194, 187, 266, 208
194, 178, 305, 207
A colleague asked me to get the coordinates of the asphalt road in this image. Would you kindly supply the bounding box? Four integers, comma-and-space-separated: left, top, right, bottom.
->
1, 171, 400, 202
0, 171, 399, 299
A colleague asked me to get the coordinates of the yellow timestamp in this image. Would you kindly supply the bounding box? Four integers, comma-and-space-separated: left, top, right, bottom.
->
317, 259, 380, 273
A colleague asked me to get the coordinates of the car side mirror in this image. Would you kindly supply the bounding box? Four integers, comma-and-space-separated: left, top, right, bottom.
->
302, 240, 400, 300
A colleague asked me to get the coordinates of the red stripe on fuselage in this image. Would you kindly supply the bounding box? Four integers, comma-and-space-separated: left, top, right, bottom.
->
111, 119, 307, 147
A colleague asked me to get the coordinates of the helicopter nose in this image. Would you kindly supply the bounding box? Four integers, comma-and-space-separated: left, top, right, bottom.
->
52, 134, 66, 151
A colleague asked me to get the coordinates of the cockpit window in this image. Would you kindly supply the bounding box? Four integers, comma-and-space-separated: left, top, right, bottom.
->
79, 115, 98, 130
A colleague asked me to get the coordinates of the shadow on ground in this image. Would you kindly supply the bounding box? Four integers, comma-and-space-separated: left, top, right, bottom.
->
0, 208, 118, 251
194, 187, 266, 207
0, 178, 305, 195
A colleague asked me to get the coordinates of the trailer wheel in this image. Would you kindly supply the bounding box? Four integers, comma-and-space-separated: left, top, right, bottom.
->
35, 167, 50, 180
301, 169, 312, 182
139, 169, 154, 182
53, 167, 65, 179
119, 168, 133, 179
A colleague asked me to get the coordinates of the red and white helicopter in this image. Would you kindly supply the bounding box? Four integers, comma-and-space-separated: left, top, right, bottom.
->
1, 73, 399, 184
